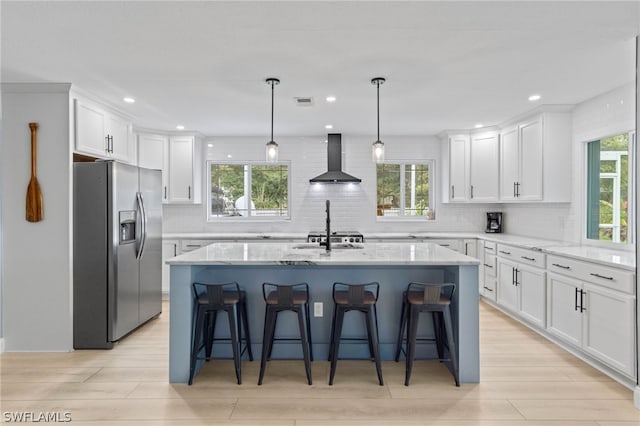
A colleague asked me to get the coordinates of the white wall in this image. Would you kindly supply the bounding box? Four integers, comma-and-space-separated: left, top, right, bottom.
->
1, 83, 73, 351
163, 134, 491, 235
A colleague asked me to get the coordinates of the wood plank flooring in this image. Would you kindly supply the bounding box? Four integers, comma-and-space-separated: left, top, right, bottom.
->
1, 301, 638, 425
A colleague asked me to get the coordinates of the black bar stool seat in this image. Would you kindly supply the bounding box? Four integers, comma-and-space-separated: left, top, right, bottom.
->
395, 282, 459, 387
189, 281, 253, 385
328, 282, 384, 386
258, 282, 313, 385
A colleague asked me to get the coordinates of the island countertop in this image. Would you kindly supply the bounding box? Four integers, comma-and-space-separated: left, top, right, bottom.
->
165, 241, 481, 266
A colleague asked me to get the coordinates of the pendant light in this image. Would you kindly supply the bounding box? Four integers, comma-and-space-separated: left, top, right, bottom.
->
265, 78, 280, 162
371, 77, 386, 162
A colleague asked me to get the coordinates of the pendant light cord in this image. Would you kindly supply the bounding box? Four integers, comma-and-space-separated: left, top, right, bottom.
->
376, 80, 380, 141
270, 80, 275, 142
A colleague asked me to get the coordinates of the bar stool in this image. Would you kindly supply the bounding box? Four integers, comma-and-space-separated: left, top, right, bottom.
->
328, 282, 383, 386
394, 282, 459, 387
189, 281, 253, 385
258, 282, 313, 385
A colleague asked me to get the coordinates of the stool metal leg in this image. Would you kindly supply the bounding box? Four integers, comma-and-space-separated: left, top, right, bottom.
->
328, 303, 337, 361
240, 299, 254, 361
328, 307, 345, 386
205, 311, 216, 360
404, 305, 420, 386
366, 307, 384, 385
297, 307, 313, 385
394, 296, 407, 362
227, 305, 242, 385
258, 307, 277, 385
189, 307, 206, 385
305, 302, 314, 362
443, 308, 460, 387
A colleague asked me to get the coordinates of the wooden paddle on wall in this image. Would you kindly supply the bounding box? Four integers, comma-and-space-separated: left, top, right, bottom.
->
26, 122, 43, 222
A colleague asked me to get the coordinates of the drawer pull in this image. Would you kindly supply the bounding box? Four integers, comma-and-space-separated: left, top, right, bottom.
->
499, 250, 511, 255
439, 244, 450, 247
521, 256, 536, 262
483, 286, 493, 292
485, 246, 495, 251
552, 263, 570, 270
589, 272, 614, 281
483, 263, 493, 268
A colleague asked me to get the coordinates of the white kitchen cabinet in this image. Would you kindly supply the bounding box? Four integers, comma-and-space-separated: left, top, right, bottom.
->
499, 117, 543, 201
168, 136, 202, 204
448, 134, 469, 202
462, 239, 477, 257
446, 132, 499, 202
499, 111, 571, 202
480, 241, 497, 301
426, 238, 462, 252
546, 256, 635, 378
138, 133, 170, 202
496, 244, 546, 328
74, 97, 134, 163
161, 239, 179, 295
469, 132, 499, 201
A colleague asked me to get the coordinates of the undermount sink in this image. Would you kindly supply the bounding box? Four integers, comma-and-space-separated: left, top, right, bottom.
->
292, 243, 364, 250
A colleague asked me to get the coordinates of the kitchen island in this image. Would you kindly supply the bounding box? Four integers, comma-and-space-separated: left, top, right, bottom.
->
166, 242, 480, 384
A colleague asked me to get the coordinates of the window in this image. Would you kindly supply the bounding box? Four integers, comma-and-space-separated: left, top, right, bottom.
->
376, 161, 434, 218
585, 132, 634, 243
208, 162, 289, 219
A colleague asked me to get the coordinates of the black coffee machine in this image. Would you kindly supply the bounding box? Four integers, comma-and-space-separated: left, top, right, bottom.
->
486, 212, 502, 233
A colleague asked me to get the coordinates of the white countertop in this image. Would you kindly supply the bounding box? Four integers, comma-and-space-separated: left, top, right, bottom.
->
163, 232, 635, 269
166, 242, 481, 266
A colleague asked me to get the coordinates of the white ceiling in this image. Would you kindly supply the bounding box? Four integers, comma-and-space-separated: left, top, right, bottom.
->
2, 1, 639, 137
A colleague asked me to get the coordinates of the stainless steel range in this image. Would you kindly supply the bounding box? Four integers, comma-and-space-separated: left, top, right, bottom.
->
307, 231, 364, 244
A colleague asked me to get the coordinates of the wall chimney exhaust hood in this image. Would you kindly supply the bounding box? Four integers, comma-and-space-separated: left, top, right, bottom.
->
309, 133, 362, 184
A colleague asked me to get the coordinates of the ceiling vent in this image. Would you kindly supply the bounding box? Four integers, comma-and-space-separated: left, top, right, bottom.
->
294, 97, 314, 106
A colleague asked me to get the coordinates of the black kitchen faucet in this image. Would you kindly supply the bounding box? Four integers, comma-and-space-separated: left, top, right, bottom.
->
319, 199, 331, 252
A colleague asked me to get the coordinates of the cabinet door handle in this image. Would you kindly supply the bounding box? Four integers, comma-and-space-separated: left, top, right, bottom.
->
105, 135, 110, 153
470, 185, 474, 199
513, 182, 517, 197
521, 256, 536, 262
514, 268, 519, 286
499, 250, 511, 255
552, 263, 570, 270
110, 135, 114, 153
580, 289, 586, 312
512, 267, 516, 285
164, 186, 167, 199
574, 287, 579, 311
188, 186, 191, 200
451, 185, 455, 199
589, 272, 614, 281
173, 244, 177, 257
516, 182, 521, 197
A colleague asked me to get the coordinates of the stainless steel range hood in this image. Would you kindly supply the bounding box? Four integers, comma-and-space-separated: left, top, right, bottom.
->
309, 133, 362, 183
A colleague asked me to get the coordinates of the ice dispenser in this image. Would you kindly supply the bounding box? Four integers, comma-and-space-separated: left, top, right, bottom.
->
119, 211, 136, 243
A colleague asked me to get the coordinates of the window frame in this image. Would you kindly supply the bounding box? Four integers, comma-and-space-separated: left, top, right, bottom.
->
206, 160, 291, 222
583, 131, 635, 248
375, 159, 436, 221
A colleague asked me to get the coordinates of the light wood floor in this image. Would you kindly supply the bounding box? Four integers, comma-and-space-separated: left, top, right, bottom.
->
1, 301, 638, 425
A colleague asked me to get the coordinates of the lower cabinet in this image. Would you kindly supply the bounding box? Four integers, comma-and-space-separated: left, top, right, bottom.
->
547, 271, 635, 378
496, 256, 546, 328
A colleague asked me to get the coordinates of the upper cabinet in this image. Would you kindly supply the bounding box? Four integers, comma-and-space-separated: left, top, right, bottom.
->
137, 132, 202, 204
138, 133, 169, 202
446, 131, 499, 202
74, 97, 134, 163
448, 134, 470, 201
469, 132, 500, 202
443, 108, 571, 204
500, 111, 571, 202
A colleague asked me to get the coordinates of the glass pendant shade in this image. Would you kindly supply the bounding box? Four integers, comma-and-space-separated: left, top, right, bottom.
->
266, 140, 279, 162
372, 140, 384, 162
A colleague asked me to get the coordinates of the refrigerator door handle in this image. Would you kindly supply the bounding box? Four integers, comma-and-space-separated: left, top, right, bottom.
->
136, 191, 147, 260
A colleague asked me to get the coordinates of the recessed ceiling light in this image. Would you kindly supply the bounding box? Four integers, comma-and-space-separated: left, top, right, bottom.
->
326, 96, 336, 103
176, 125, 185, 130
528, 94, 541, 102
325, 124, 333, 129
474, 123, 484, 129
207, 143, 213, 148
123, 97, 135, 103
227, 154, 232, 158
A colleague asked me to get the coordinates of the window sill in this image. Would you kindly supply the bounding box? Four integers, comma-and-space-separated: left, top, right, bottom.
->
376, 216, 434, 222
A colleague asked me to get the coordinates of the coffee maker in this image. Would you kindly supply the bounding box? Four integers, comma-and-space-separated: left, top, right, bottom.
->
486, 212, 502, 233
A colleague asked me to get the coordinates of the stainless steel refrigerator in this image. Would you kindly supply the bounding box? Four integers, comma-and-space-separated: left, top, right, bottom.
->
73, 160, 162, 349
